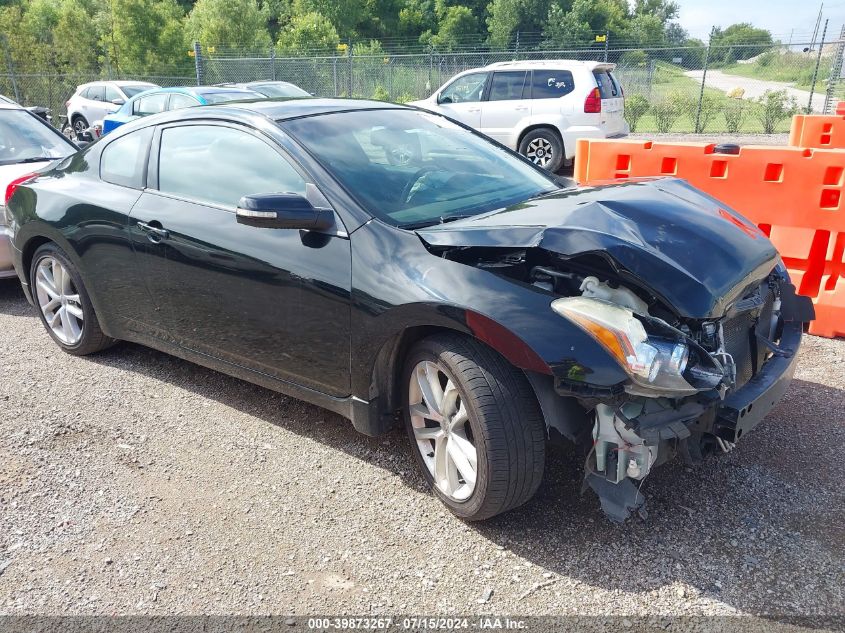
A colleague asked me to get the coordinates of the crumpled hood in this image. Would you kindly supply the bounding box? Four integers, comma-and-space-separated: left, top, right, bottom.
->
417, 178, 779, 319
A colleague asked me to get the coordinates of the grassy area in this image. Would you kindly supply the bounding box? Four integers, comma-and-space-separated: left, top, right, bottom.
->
722, 50, 834, 91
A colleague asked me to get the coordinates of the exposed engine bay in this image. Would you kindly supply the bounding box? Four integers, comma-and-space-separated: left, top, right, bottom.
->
430, 243, 810, 522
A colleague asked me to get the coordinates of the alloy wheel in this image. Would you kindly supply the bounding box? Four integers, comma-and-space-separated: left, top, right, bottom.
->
408, 360, 478, 501
73, 119, 87, 136
35, 257, 84, 345
526, 138, 554, 168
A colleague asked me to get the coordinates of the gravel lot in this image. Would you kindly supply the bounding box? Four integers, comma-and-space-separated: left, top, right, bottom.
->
1, 275, 844, 623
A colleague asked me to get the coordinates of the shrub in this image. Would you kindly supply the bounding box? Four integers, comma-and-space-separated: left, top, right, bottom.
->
724, 98, 747, 133
624, 94, 650, 132
695, 92, 723, 133
372, 85, 390, 101
754, 89, 798, 134
652, 98, 681, 133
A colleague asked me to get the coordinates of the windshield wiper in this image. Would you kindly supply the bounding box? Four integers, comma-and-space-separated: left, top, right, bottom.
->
16, 156, 64, 164
399, 214, 478, 230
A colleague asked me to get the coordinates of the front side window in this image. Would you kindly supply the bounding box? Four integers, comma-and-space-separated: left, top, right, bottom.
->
100, 127, 153, 188
439, 72, 489, 104
283, 109, 556, 228
531, 70, 575, 99
157, 125, 307, 208
133, 94, 168, 116
487, 71, 528, 101
105, 86, 122, 102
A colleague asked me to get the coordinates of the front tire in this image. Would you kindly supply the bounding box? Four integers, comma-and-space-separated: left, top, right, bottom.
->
403, 334, 546, 520
518, 128, 564, 172
30, 243, 115, 355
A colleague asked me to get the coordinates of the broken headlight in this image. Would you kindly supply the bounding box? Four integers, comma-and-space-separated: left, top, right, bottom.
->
551, 296, 697, 396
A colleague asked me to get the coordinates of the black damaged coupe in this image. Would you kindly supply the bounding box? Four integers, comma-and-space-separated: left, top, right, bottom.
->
5, 100, 815, 522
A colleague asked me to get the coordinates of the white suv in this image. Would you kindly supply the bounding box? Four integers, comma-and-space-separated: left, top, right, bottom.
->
66, 80, 159, 138
410, 60, 628, 172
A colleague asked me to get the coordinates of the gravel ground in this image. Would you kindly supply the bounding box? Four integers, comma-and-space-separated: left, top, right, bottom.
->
628, 133, 790, 146
1, 278, 844, 623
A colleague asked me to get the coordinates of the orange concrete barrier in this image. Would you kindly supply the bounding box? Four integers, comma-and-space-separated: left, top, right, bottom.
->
837, 102, 845, 116
574, 138, 845, 338
789, 113, 845, 149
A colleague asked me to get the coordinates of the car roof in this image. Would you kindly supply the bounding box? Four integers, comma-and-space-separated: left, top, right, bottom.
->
484, 59, 616, 71
0, 100, 23, 110
225, 98, 406, 120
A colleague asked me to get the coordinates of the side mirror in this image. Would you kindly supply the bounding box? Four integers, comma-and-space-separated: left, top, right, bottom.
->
236, 193, 334, 231
436, 93, 452, 105
111, 98, 125, 106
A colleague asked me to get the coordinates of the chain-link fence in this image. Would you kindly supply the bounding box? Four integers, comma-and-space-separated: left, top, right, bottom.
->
2, 29, 844, 135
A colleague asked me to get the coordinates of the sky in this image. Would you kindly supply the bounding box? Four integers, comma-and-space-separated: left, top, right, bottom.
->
674, 0, 844, 43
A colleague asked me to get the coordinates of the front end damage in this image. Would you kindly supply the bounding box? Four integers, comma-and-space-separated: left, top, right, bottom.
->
416, 178, 816, 521
552, 265, 813, 522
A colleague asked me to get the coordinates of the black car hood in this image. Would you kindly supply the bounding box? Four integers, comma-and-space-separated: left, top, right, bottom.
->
416, 178, 779, 319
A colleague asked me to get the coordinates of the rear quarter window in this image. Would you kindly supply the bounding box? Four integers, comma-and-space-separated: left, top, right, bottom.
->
100, 127, 153, 189
530, 70, 575, 99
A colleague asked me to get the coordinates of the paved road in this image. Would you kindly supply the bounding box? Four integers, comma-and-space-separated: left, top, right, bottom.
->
685, 70, 826, 113
1, 278, 844, 622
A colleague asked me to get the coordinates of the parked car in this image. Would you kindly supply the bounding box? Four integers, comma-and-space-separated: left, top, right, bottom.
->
219, 81, 311, 98
411, 60, 629, 172
5, 100, 814, 522
101, 86, 265, 134
1, 94, 52, 123
0, 100, 78, 279
66, 80, 159, 138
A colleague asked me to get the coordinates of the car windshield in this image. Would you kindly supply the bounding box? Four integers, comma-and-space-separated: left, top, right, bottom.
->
282, 109, 558, 228
0, 109, 75, 166
122, 84, 158, 98
252, 83, 310, 98
203, 90, 262, 104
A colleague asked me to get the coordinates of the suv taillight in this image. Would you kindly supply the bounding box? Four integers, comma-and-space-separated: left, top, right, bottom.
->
4, 173, 37, 207
584, 87, 602, 113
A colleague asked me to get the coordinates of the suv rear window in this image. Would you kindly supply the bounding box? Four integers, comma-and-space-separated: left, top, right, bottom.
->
593, 70, 620, 98
530, 70, 575, 99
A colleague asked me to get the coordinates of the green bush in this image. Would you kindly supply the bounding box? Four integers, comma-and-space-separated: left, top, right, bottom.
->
372, 85, 390, 101
624, 94, 650, 132
652, 98, 681, 133
723, 98, 747, 133
696, 92, 723, 133
754, 89, 798, 134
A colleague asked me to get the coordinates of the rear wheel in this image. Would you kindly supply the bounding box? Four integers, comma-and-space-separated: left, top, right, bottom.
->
403, 334, 546, 520
30, 243, 114, 355
72, 115, 89, 139
518, 128, 564, 172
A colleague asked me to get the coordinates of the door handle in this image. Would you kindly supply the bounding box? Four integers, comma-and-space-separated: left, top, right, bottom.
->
515, 105, 529, 111
137, 221, 169, 242
467, 107, 481, 112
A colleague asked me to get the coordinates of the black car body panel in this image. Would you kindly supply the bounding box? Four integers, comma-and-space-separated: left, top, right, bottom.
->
417, 178, 779, 320
6, 99, 815, 522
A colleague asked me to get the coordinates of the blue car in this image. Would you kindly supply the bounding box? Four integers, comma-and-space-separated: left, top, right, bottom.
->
102, 86, 264, 134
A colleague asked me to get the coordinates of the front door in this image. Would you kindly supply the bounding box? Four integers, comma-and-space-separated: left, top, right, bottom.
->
434, 71, 489, 129
128, 122, 352, 397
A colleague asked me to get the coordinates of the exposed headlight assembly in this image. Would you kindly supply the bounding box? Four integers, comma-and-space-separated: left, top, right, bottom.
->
551, 296, 696, 396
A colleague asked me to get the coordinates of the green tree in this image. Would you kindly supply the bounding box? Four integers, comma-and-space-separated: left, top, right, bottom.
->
398, 0, 436, 37
293, 0, 366, 37
54, 0, 103, 72
186, 0, 272, 50
430, 3, 477, 50
101, 0, 188, 75
486, 0, 556, 48
711, 23, 773, 64
543, 0, 628, 49
276, 11, 339, 54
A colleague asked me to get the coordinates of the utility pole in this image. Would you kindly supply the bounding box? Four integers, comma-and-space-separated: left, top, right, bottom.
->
808, 19, 829, 113
1, 34, 20, 102
695, 27, 716, 134
193, 41, 203, 86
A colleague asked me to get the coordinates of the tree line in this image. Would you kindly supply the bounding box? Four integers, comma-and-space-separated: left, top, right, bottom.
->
0, 0, 774, 77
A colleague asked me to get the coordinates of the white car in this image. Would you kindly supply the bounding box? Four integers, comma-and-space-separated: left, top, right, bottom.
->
65, 80, 159, 139
1, 101, 78, 278
410, 60, 629, 172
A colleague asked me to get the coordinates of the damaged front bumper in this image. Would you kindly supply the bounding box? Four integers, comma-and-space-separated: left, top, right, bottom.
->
562, 282, 814, 523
